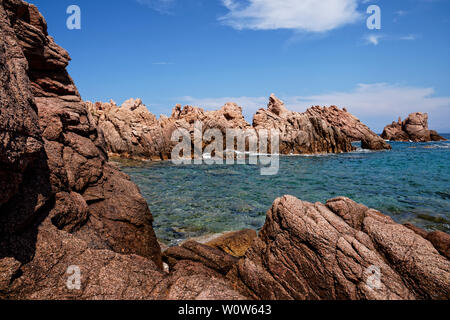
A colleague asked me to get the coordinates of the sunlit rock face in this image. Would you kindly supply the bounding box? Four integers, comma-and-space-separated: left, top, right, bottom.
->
382, 113, 446, 142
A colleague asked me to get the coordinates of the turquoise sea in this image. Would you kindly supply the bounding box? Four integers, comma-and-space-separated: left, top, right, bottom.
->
118, 134, 450, 246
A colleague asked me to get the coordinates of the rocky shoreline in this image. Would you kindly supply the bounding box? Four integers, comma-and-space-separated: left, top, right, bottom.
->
0, 0, 449, 300
87, 93, 393, 162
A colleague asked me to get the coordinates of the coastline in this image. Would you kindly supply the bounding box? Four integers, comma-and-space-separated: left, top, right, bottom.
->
0, 0, 448, 301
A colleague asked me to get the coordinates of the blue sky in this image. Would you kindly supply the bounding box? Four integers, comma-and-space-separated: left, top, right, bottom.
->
30, 0, 450, 132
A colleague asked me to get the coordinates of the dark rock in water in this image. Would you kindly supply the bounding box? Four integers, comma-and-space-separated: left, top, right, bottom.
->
227, 196, 450, 300
381, 113, 446, 142
305, 105, 392, 151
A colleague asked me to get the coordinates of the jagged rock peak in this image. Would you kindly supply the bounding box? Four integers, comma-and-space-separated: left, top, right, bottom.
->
267, 93, 290, 118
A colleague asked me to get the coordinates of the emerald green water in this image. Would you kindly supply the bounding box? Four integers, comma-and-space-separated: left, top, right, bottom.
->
118, 135, 450, 245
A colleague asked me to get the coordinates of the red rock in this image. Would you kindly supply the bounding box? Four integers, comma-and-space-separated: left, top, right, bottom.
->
228, 196, 450, 300
253, 95, 355, 155
90, 94, 377, 159
381, 113, 446, 142
206, 229, 258, 257
306, 105, 392, 150
0, 0, 163, 299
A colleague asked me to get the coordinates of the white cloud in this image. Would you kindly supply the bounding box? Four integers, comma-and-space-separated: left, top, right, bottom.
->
136, 0, 175, 14
364, 33, 418, 46
365, 34, 382, 45
400, 34, 416, 40
179, 83, 450, 132
219, 0, 362, 32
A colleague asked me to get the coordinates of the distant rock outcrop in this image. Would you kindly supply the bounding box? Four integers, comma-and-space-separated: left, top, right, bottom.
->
90, 94, 361, 159
87, 99, 176, 160
381, 113, 446, 142
253, 95, 355, 155
306, 105, 392, 150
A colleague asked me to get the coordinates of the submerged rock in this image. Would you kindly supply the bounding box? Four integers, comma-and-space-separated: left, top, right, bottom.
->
381, 113, 446, 142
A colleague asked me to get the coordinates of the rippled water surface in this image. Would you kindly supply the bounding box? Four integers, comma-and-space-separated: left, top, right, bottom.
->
117, 134, 450, 245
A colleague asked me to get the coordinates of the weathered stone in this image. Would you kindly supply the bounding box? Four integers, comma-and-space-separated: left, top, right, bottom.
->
228, 196, 450, 300
381, 113, 446, 142
0, 0, 163, 299
206, 229, 257, 257
306, 105, 392, 150
253, 95, 355, 155
163, 240, 239, 275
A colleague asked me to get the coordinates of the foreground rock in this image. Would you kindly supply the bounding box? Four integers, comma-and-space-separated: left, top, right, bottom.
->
226, 196, 450, 300
306, 105, 392, 150
0, 0, 244, 300
206, 229, 257, 257
381, 113, 446, 142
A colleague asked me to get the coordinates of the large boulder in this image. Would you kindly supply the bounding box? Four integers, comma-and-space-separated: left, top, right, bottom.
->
228, 196, 450, 300
381, 113, 446, 142
206, 229, 257, 257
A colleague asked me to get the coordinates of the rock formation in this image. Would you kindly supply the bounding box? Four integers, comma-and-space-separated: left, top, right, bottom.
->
87, 99, 176, 161
381, 113, 446, 142
306, 105, 392, 150
88, 100, 254, 160
226, 196, 450, 300
206, 229, 257, 257
0, 0, 243, 300
1, 0, 448, 301
252, 95, 355, 154
90, 94, 361, 159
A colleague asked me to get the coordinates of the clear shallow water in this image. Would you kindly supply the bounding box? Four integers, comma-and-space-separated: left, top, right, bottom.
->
117, 134, 450, 246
